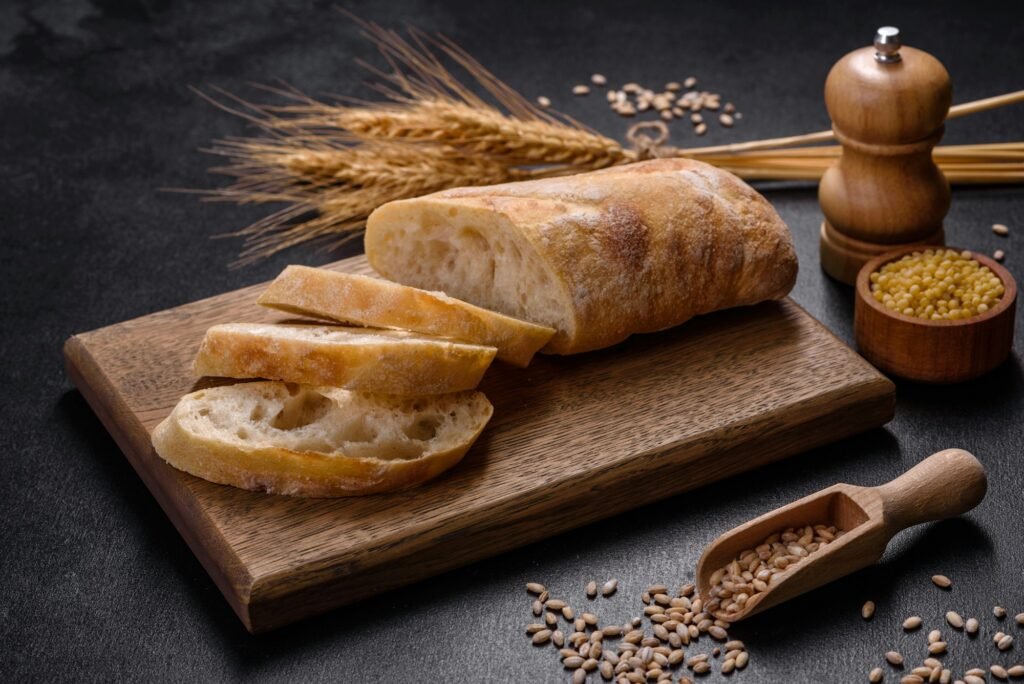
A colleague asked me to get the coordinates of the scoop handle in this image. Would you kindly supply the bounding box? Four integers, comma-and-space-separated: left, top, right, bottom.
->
873, 448, 987, 534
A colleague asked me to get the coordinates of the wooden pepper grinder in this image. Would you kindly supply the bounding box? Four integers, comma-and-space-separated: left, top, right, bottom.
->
819, 27, 953, 284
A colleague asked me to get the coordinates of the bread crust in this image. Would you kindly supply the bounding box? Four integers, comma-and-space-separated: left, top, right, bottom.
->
258, 265, 554, 367
366, 158, 798, 354
193, 323, 496, 395
151, 384, 493, 497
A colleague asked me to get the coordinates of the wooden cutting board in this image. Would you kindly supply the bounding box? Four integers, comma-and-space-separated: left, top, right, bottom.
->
64, 255, 895, 633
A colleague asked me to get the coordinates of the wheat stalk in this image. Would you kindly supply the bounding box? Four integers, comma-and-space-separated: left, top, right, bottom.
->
197, 17, 632, 263
197, 15, 1023, 264
273, 100, 629, 167
205, 139, 528, 264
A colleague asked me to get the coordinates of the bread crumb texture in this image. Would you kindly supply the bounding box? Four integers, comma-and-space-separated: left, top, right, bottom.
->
366, 158, 797, 354
151, 382, 493, 497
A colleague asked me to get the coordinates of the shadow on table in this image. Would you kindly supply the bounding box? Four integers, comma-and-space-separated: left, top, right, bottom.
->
60, 377, 992, 674
205, 428, 906, 664
894, 352, 1022, 419
730, 516, 994, 654
55, 391, 246, 631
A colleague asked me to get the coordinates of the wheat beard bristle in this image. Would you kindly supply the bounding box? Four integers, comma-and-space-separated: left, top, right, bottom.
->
194, 17, 631, 265
192, 14, 1024, 265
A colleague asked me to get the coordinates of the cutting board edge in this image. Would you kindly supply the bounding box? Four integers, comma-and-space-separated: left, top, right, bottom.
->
61, 253, 899, 634
783, 296, 891, 382
247, 370, 896, 592
63, 335, 260, 633
241, 372, 894, 632
65, 327, 893, 634
64, 257, 378, 344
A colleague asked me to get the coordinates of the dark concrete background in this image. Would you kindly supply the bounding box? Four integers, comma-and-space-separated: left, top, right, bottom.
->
1, 1, 1022, 681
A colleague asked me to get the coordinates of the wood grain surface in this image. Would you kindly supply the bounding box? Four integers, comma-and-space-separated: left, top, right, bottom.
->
855, 248, 1018, 383
818, 43, 951, 284
695, 449, 986, 622
63, 256, 896, 633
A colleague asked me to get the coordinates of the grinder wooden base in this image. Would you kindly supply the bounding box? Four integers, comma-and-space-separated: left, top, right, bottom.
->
820, 221, 946, 285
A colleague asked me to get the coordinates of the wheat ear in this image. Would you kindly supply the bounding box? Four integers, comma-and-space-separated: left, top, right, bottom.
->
197, 15, 1024, 265
198, 18, 629, 263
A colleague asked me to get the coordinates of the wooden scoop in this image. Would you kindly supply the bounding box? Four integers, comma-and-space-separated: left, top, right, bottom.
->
696, 449, 987, 622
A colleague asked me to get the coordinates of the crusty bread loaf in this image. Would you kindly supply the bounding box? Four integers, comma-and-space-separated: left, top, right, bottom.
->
258, 265, 555, 367
365, 158, 798, 354
151, 382, 493, 496
193, 323, 496, 395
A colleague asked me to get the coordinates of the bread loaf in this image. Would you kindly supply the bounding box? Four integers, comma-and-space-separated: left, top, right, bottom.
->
365, 158, 797, 354
151, 382, 493, 496
193, 323, 496, 395
258, 265, 554, 367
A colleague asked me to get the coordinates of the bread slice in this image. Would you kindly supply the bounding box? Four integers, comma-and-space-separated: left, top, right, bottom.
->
151, 382, 493, 496
257, 265, 555, 367
193, 323, 496, 395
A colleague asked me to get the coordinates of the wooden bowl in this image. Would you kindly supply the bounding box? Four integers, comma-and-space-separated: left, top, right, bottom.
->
855, 247, 1017, 383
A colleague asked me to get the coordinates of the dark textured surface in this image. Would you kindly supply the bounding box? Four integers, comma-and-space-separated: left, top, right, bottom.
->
1, 1, 1022, 681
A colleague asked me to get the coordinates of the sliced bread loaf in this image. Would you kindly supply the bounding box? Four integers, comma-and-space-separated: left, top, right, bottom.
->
257, 265, 555, 367
365, 158, 797, 354
151, 382, 493, 496
193, 323, 496, 395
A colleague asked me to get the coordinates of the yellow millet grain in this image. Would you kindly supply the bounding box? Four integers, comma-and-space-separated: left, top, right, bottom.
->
869, 249, 1005, 320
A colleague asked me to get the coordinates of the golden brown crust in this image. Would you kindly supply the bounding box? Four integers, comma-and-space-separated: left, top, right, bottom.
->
151, 386, 493, 497
366, 158, 798, 354
193, 323, 496, 395
257, 266, 554, 367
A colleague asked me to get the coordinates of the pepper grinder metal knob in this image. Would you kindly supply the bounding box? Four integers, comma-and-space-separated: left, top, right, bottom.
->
819, 27, 952, 285
874, 26, 902, 62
